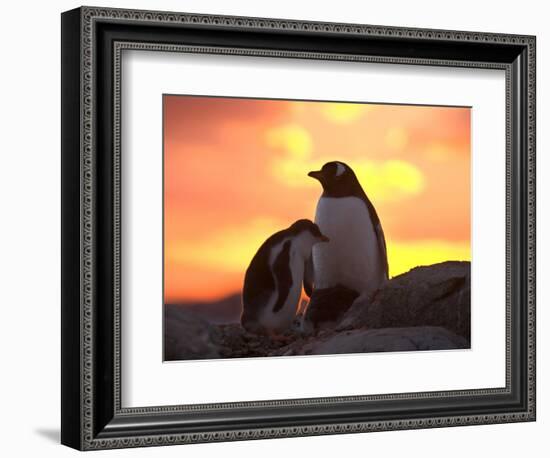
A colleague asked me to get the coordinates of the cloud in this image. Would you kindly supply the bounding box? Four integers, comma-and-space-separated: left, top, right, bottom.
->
353, 160, 425, 201
423, 142, 464, 161
270, 154, 425, 202
385, 126, 408, 150
265, 124, 424, 201
321, 103, 372, 124
265, 125, 313, 159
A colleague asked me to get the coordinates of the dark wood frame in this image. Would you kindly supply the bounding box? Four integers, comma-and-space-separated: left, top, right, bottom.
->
61, 6, 536, 450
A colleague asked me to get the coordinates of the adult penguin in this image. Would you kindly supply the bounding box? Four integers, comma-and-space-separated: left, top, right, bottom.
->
305, 161, 389, 302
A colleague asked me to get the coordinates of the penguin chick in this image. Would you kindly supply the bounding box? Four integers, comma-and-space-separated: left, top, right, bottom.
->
306, 161, 389, 302
241, 219, 329, 336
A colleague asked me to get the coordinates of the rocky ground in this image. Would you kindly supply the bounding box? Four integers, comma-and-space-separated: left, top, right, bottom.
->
164, 261, 471, 361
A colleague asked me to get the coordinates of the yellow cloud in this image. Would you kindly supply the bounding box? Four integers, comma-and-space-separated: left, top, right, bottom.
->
387, 240, 470, 278
385, 126, 408, 150
265, 125, 313, 159
354, 160, 425, 201
424, 143, 457, 162
270, 156, 318, 187
166, 218, 282, 273
321, 103, 371, 124
271, 154, 425, 202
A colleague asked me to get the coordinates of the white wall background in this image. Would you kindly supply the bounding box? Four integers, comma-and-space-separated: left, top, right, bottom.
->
0, 0, 546, 456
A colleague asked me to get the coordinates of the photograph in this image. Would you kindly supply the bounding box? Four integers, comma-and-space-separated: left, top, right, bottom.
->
56, 3, 537, 452
163, 95, 472, 361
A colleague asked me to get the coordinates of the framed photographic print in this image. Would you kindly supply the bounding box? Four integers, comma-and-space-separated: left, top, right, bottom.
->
61, 6, 536, 450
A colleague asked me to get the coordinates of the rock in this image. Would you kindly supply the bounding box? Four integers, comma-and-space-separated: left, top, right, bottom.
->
274, 326, 469, 356
164, 262, 471, 360
339, 261, 470, 339
210, 324, 304, 358
218, 323, 245, 341
164, 305, 221, 360
302, 285, 359, 332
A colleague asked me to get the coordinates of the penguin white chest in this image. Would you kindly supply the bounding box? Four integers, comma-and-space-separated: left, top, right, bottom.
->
313, 196, 382, 294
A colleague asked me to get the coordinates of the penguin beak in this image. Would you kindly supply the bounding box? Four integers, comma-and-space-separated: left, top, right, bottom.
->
308, 170, 323, 181
319, 235, 330, 243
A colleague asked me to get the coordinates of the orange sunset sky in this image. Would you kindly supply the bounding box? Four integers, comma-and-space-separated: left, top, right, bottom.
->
164, 95, 471, 303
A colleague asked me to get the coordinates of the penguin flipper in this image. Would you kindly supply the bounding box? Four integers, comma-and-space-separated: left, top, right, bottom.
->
272, 240, 293, 313
374, 221, 389, 278
242, 243, 276, 326
362, 197, 389, 279
303, 254, 314, 298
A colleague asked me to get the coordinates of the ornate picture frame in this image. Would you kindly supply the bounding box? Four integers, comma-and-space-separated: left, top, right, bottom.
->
61, 6, 536, 450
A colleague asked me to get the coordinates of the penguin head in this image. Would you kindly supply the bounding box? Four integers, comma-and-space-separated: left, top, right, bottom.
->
308, 161, 363, 197
288, 219, 329, 256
